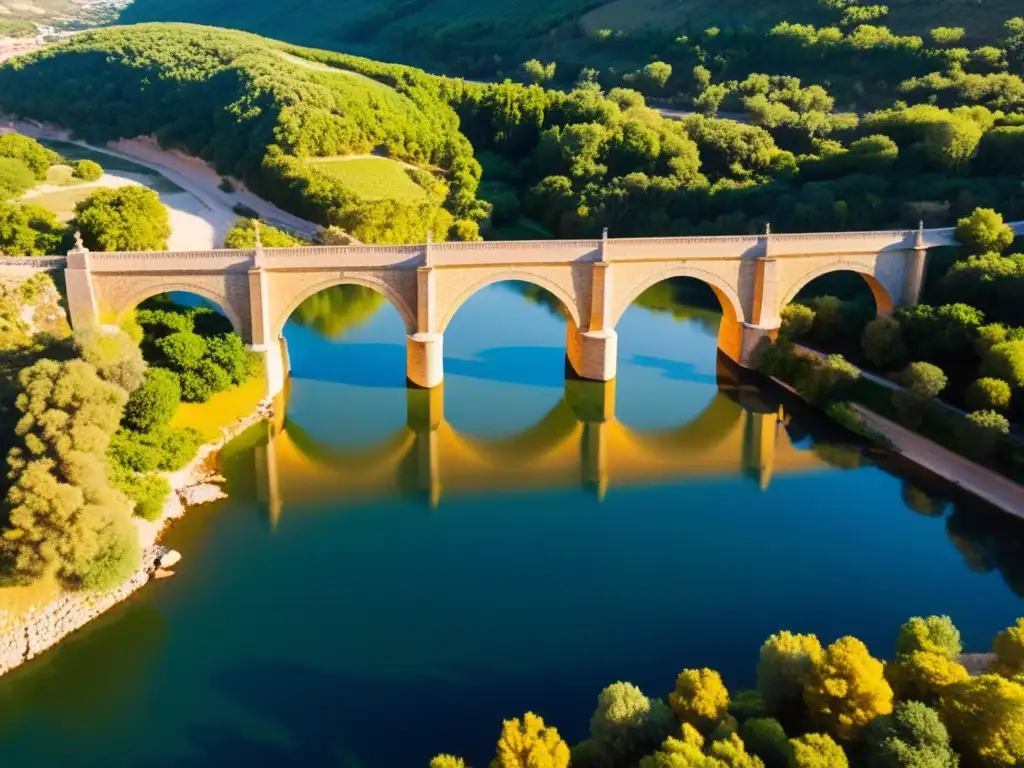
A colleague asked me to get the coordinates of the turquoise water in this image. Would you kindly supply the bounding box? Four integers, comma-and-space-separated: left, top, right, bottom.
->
0, 281, 1023, 767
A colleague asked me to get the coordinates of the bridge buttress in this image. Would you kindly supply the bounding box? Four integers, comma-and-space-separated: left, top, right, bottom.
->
65, 246, 100, 329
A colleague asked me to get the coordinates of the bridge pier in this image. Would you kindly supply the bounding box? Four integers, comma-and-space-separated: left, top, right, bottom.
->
407, 332, 443, 389
566, 324, 618, 382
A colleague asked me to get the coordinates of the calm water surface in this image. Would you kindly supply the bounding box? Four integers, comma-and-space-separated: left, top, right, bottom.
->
1, 280, 1023, 767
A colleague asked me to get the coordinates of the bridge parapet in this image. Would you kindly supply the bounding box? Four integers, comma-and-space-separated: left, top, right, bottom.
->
86, 250, 255, 272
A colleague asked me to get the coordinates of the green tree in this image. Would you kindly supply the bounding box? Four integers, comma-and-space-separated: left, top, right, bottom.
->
156, 331, 207, 371
788, 734, 847, 768
0, 134, 52, 179
861, 316, 906, 370
930, 27, 966, 46
896, 616, 962, 659
757, 631, 823, 719
123, 367, 180, 432
669, 669, 730, 733
940, 674, 1024, 767
73, 326, 147, 393
981, 341, 1024, 389
522, 59, 556, 84
739, 719, 792, 768
898, 362, 947, 399
966, 378, 1011, 412
955, 410, 1009, 461
73, 159, 103, 182
780, 304, 815, 339
1, 358, 140, 589
0, 157, 37, 199
863, 701, 957, 768
0, 201, 65, 255
641, 61, 673, 92
955, 208, 1015, 255
72, 186, 171, 251
223, 218, 302, 248
589, 682, 674, 764
802, 637, 893, 740
204, 333, 249, 385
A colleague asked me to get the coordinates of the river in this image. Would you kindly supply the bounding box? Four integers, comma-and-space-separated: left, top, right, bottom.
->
0, 279, 1022, 767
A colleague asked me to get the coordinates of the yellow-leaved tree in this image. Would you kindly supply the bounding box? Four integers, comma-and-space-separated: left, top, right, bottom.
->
788, 733, 848, 768
430, 756, 467, 768
940, 674, 1024, 767
492, 712, 569, 768
887, 615, 969, 703
669, 668, 730, 733
802, 637, 893, 740
992, 618, 1024, 681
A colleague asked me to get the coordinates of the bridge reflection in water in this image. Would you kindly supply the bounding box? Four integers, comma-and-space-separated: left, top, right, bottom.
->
251, 357, 829, 525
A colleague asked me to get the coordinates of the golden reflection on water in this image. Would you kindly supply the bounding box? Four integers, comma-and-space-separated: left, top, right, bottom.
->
252, 367, 831, 522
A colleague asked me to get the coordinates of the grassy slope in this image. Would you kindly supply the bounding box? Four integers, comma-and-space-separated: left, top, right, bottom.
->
308, 157, 426, 201
120, 0, 1021, 71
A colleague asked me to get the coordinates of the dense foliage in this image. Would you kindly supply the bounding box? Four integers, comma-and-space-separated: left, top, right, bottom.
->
432, 615, 1024, 768
0, 24, 484, 244
72, 187, 171, 252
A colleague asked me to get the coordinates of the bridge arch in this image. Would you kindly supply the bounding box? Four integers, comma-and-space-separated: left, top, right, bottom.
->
610, 265, 746, 364
439, 272, 582, 333
274, 275, 417, 337
780, 262, 894, 316
115, 282, 246, 338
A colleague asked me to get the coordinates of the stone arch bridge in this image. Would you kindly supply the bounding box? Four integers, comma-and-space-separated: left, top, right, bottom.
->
57, 224, 1010, 397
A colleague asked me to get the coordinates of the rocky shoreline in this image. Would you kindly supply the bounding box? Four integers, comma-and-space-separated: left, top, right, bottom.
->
0, 397, 273, 677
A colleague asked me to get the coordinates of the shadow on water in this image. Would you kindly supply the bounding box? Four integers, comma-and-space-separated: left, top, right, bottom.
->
628, 354, 720, 385
290, 342, 407, 388
446, 346, 568, 387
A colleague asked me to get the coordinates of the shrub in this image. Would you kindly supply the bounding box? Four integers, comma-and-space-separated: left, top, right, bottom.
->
0, 157, 37, 198
179, 369, 213, 402
204, 333, 250, 384
802, 637, 893, 740
780, 304, 815, 340
123, 367, 181, 432
863, 701, 957, 768
729, 690, 768, 722
940, 674, 1024, 767
136, 307, 193, 337
156, 331, 207, 371
73, 326, 147, 393
955, 409, 1010, 461
797, 355, 859, 405
757, 631, 823, 719
117, 471, 171, 521
861, 316, 906, 370
954, 207, 1015, 254
493, 712, 569, 768
897, 615, 963, 659
73, 186, 171, 251
787, 733, 847, 768
707, 715, 739, 743
992, 618, 1024, 680
981, 341, 1024, 390
898, 362, 947, 398
669, 668, 730, 733
196, 359, 232, 394
740, 718, 791, 768
967, 377, 1012, 412
0, 134, 52, 178
72, 159, 103, 181
223, 217, 302, 248
108, 426, 201, 473
589, 682, 674, 763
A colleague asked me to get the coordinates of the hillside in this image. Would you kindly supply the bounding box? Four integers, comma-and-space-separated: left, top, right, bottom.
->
0, 23, 483, 243
119, 0, 1024, 84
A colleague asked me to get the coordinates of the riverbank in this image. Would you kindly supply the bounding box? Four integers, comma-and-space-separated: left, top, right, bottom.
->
0, 394, 274, 677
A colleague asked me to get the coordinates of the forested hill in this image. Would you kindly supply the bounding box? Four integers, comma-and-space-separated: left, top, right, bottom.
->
0, 24, 485, 243
118, 0, 1024, 107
